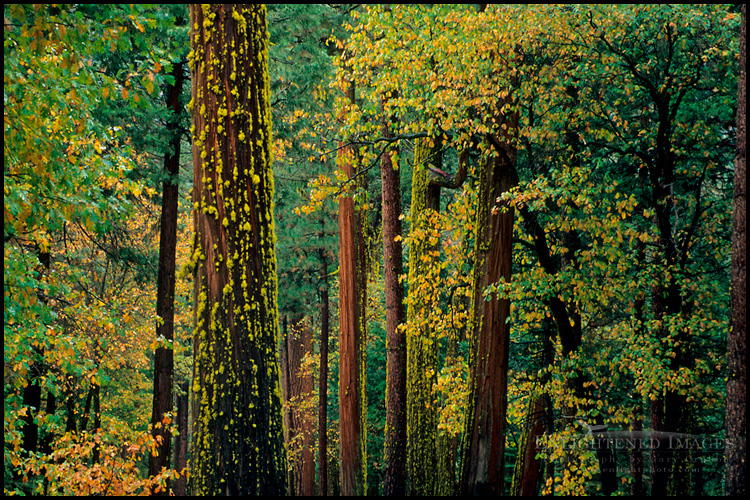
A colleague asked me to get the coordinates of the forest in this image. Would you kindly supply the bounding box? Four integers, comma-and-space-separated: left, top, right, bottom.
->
3, 4, 746, 497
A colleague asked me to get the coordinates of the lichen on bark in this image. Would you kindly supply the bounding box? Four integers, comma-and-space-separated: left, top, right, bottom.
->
188, 5, 286, 495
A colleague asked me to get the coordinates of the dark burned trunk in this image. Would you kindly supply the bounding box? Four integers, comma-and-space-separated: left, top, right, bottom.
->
188, 5, 286, 495
726, 4, 746, 496
149, 58, 184, 493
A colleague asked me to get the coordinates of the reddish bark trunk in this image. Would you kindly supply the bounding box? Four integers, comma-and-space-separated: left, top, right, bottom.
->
460, 129, 516, 495
188, 5, 286, 494
282, 316, 316, 496
337, 79, 367, 496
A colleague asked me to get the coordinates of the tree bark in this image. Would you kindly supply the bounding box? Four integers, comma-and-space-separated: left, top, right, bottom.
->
405, 137, 441, 496
337, 77, 367, 496
511, 392, 547, 496
460, 140, 515, 495
172, 379, 189, 496
149, 58, 184, 494
188, 5, 286, 495
282, 316, 316, 496
726, 3, 746, 496
317, 234, 330, 496
381, 94, 407, 497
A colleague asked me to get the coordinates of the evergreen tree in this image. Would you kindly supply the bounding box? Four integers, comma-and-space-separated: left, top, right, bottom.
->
187, 5, 286, 494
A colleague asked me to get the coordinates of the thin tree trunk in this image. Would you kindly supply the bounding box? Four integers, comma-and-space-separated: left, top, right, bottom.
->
149, 58, 184, 493
280, 317, 295, 494
283, 316, 316, 496
726, 3, 746, 496
173, 379, 189, 496
629, 418, 644, 496
318, 238, 330, 496
512, 393, 547, 496
92, 382, 101, 464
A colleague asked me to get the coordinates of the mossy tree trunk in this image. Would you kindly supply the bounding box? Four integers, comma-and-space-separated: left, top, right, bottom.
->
405, 137, 442, 495
188, 5, 286, 495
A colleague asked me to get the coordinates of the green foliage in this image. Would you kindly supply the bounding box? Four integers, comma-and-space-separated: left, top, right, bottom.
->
4, 4, 188, 494
3, 3, 739, 496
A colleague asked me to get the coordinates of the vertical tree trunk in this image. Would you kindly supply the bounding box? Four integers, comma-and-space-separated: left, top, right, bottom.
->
149, 58, 185, 494
460, 138, 515, 495
282, 316, 316, 496
318, 238, 330, 496
629, 418, 644, 496
92, 382, 101, 464
381, 95, 407, 497
172, 379, 189, 496
511, 393, 547, 496
188, 5, 286, 495
405, 137, 441, 496
280, 317, 295, 494
20, 246, 50, 490
337, 78, 367, 496
726, 3, 746, 496
436, 334, 462, 497
21, 361, 42, 458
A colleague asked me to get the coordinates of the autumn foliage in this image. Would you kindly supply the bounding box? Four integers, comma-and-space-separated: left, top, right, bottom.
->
4, 3, 744, 497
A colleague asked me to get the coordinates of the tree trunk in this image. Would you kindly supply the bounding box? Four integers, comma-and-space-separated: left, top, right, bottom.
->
381, 94, 407, 498
318, 235, 330, 496
280, 317, 295, 494
405, 138, 440, 495
726, 3, 746, 496
460, 140, 515, 495
188, 5, 286, 495
511, 392, 547, 496
337, 77, 367, 497
405, 137, 443, 495
173, 379, 189, 496
282, 316, 316, 496
629, 418, 644, 496
149, 58, 184, 493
